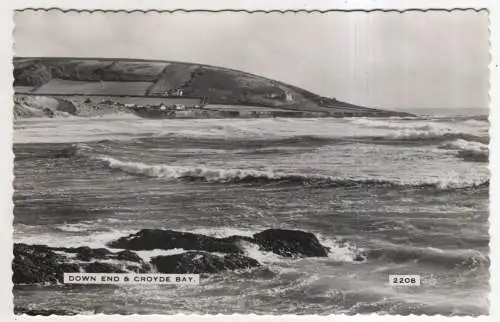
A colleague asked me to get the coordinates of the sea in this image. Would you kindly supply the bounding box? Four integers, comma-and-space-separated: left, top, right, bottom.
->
12, 108, 490, 315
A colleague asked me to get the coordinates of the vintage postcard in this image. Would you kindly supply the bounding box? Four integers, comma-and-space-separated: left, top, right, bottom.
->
9, 6, 491, 317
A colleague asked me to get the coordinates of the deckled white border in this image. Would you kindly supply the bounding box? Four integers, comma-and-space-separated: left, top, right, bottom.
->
0, 0, 498, 321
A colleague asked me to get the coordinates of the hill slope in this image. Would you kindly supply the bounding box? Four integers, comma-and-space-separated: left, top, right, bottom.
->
13, 57, 411, 117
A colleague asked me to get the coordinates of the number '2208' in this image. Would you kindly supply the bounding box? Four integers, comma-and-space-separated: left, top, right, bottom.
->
389, 274, 421, 286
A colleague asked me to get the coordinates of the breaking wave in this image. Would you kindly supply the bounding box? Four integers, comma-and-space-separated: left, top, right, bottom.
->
98, 156, 488, 190
381, 131, 487, 143
440, 139, 489, 162
348, 117, 488, 145
350, 118, 434, 131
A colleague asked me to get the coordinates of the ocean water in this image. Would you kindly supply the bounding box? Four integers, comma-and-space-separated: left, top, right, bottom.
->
13, 111, 490, 315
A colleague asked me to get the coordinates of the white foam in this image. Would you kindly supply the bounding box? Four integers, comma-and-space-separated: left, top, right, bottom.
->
385, 127, 455, 140
131, 249, 188, 261
315, 233, 362, 262
52, 218, 127, 233
238, 241, 290, 264
188, 227, 361, 264
98, 155, 488, 189
14, 226, 137, 250
349, 118, 434, 131
441, 139, 489, 153
99, 156, 286, 181
464, 119, 488, 126
188, 226, 259, 238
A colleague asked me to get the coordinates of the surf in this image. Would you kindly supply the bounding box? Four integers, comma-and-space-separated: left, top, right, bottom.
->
97, 156, 489, 190
439, 139, 489, 162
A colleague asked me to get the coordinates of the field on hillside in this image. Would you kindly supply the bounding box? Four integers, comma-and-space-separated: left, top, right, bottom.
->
148, 63, 197, 95
35, 79, 154, 95
12, 57, 412, 117
107, 62, 167, 81
62, 95, 203, 106
13, 58, 318, 109
14, 59, 167, 85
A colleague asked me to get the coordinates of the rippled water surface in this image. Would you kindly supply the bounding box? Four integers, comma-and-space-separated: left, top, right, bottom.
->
13, 112, 489, 315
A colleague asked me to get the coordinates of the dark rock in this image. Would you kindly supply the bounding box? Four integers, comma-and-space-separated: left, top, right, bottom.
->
151, 251, 260, 274
353, 254, 366, 262
13, 243, 67, 284
253, 229, 329, 257
73, 246, 112, 261
108, 228, 332, 258
13, 243, 146, 284
116, 250, 143, 263
219, 235, 256, 244
15, 307, 77, 316
52, 246, 145, 263
126, 263, 151, 273
107, 229, 244, 254
222, 254, 261, 270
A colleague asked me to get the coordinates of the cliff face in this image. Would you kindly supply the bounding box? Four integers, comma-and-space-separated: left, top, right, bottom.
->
13, 57, 412, 117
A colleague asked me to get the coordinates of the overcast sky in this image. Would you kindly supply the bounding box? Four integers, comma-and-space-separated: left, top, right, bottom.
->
14, 10, 489, 110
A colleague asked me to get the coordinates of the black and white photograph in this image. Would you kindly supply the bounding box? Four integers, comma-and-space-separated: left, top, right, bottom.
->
11, 8, 490, 316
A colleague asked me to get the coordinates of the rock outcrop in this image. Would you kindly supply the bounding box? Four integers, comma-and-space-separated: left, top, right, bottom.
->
13, 95, 78, 119
151, 251, 260, 274
12, 243, 148, 284
253, 229, 329, 257
107, 229, 245, 254
12, 228, 359, 286
108, 228, 331, 258
14, 307, 77, 316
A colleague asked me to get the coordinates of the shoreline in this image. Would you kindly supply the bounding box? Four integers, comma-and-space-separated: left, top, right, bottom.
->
14, 94, 415, 120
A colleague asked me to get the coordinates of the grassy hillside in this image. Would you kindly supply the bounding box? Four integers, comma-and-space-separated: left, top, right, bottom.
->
13, 57, 411, 116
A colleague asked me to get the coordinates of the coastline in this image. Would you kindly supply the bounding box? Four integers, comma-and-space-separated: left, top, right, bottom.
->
13, 94, 414, 120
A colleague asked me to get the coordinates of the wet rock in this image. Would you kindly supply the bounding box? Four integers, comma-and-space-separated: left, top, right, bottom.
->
116, 250, 144, 263
13, 243, 147, 284
253, 229, 329, 257
15, 307, 77, 316
109, 228, 332, 258
107, 229, 244, 254
126, 263, 151, 273
353, 253, 366, 262
151, 251, 260, 274
53, 246, 144, 263
13, 243, 68, 284
73, 246, 112, 261
219, 235, 256, 244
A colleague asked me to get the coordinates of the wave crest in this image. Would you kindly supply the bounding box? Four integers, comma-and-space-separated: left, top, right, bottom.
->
99, 156, 488, 190
440, 139, 489, 162
349, 117, 488, 145
350, 118, 433, 131
380, 130, 487, 144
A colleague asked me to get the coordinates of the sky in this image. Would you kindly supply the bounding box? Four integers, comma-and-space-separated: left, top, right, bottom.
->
14, 10, 489, 110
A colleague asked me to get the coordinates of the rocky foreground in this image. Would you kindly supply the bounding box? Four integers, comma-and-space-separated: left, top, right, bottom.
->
13, 228, 364, 285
